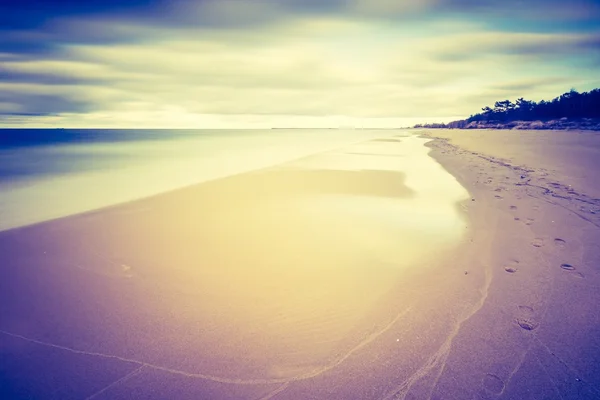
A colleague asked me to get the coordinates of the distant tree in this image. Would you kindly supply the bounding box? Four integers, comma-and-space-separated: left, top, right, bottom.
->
515, 97, 535, 111
416, 87, 600, 129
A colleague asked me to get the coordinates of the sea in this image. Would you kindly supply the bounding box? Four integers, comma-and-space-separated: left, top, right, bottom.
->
0, 128, 414, 231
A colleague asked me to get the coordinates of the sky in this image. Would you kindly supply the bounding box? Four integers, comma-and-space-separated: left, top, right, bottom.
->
1, 0, 599, 128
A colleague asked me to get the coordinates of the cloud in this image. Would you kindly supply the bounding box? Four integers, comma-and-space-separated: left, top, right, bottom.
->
0, 0, 159, 31
416, 31, 600, 61
0, 1, 599, 126
0, 60, 115, 86
437, 0, 600, 21
0, 89, 92, 116
491, 77, 576, 93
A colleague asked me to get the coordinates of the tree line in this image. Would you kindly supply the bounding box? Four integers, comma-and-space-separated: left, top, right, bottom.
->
415, 88, 600, 129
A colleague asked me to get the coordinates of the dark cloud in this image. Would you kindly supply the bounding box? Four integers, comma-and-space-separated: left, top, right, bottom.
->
0, 91, 93, 116
0, 39, 60, 59
2, 0, 598, 59
438, 0, 600, 20
0, 68, 109, 86
430, 31, 600, 64
0, 19, 152, 61
507, 34, 600, 56
0, 0, 158, 30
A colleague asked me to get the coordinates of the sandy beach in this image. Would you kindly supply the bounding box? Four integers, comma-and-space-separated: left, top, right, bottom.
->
418, 129, 600, 399
1, 131, 600, 399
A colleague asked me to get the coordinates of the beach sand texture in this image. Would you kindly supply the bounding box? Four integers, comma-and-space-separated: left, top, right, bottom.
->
1, 131, 600, 399
416, 129, 600, 400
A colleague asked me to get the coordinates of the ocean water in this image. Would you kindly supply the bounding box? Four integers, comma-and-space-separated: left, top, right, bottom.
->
0, 129, 406, 231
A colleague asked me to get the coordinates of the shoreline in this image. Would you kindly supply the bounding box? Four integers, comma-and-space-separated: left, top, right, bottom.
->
1, 131, 599, 398
415, 118, 600, 131
0, 130, 409, 235
417, 130, 600, 398
0, 134, 476, 399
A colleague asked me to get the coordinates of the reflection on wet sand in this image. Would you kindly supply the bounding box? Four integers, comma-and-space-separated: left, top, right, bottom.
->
0, 136, 471, 396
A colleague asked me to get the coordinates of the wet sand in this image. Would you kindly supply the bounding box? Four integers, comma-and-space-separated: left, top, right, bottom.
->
0, 136, 469, 399
1, 131, 599, 399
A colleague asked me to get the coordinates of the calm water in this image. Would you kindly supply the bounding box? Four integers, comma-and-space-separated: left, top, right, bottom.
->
0, 129, 406, 231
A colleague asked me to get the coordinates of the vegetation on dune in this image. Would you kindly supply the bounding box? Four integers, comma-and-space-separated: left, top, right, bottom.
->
415, 88, 600, 130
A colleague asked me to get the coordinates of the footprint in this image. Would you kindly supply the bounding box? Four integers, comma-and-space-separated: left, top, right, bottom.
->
515, 305, 539, 331
514, 217, 521, 221
504, 259, 519, 273
525, 218, 535, 226
532, 238, 544, 248
482, 373, 506, 395
510, 205, 518, 210
559, 264, 585, 279
554, 238, 566, 248
495, 195, 503, 199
